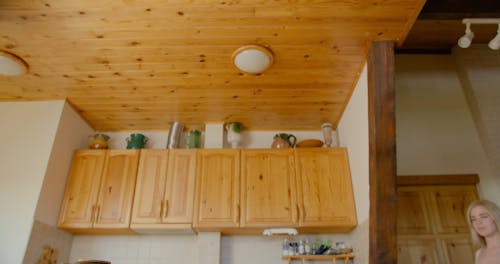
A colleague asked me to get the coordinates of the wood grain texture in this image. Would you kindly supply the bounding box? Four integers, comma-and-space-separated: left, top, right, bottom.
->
240, 149, 297, 227
94, 149, 139, 229
193, 149, 240, 230
0, 0, 424, 130
397, 185, 479, 264
163, 149, 196, 223
131, 149, 169, 225
368, 41, 397, 264
397, 174, 480, 186
295, 148, 357, 230
58, 150, 106, 229
58, 149, 139, 233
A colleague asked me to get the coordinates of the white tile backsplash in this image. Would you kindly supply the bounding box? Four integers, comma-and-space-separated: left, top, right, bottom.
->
70, 235, 197, 264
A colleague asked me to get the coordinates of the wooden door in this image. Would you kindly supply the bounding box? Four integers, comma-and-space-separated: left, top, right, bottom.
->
295, 148, 357, 230
428, 185, 477, 234
441, 236, 475, 264
193, 149, 240, 229
163, 149, 196, 224
94, 149, 139, 228
397, 189, 433, 235
240, 149, 297, 227
397, 182, 479, 264
397, 238, 442, 264
131, 149, 169, 226
58, 150, 106, 229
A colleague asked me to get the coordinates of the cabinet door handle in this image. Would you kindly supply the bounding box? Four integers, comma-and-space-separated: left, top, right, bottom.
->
237, 204, 240, 223
95, 205, 101, 223
296, 204, 300, 223
164, 200, 169, 218
301, 203, 306, 221
159, 200, 164, 221
91, 204, 96, 223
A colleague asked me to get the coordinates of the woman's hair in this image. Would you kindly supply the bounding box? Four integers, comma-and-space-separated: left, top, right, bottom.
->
466, 200, 500, 248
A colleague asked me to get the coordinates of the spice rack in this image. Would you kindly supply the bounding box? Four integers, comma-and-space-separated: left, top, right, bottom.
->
282, 254, 354, 264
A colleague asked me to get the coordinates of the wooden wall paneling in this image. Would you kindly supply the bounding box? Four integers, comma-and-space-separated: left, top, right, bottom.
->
368, 41, 397, 264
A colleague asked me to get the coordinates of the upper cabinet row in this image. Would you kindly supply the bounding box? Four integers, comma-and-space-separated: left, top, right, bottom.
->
58, 148, 357, 234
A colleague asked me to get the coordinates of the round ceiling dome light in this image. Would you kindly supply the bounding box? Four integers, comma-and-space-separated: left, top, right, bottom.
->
0, 50, 28, 76
232, 45, 273, 74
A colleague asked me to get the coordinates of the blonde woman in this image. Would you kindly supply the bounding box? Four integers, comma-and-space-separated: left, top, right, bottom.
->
467, 200, 500, 264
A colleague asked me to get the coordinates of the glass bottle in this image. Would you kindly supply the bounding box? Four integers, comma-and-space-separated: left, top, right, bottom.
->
298, 240, 305, 255
282, 238, 289, 256
305, 239, 312, 255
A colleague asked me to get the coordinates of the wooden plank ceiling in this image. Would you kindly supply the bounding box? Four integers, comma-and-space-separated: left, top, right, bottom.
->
399, 0, 500, 52
0, 0, 424, 131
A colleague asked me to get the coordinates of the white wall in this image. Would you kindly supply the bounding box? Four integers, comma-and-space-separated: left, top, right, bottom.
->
453, 46, 500, 197
395, 54, 499, 203
0, 101, 65, 264
23, 102, 93, 264
102, 130, 327, 149
337, 64, 370, 264
34, 102, 93, 225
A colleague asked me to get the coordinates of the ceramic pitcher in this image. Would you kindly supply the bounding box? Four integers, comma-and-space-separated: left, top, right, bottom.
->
126, 133, 148, 149
271, 133, 297, 148
88, 134, 110, 149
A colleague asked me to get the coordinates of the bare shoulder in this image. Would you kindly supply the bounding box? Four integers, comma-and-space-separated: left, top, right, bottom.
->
477, 247, 500, 264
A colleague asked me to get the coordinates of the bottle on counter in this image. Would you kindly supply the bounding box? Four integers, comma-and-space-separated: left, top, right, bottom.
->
305, 239, 312, 255
298, 240, 305, 255
282, 238, 290, 256
292, 241, 299, 255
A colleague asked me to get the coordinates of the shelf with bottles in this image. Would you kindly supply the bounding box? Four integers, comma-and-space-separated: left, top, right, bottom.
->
282, 254, 354, 264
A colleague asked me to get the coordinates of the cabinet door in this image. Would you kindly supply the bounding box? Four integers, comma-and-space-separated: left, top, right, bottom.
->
163, 149, 196, 224
295, 148, 356, 229
428, 185, 478, 234
194, 149, 240, 229
241, 149, 297, 227
58, 150, 106, 229
131, 149, 168, 226
397, 187, 433, 235
94, 149, 139, 228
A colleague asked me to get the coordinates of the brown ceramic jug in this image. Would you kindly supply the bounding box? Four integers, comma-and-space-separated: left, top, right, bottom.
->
271, 133, 297, 148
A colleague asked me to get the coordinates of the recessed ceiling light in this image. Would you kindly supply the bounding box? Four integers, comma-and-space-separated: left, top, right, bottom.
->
0, 50, 28, 76
232, 45, 273, 74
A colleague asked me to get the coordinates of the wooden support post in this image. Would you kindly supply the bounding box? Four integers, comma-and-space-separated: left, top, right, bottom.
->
368, 41, 397, 264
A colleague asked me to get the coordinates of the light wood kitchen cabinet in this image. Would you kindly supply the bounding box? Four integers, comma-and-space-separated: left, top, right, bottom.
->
58, 149, 139, 232
193, 149, 240, 230
240, 149, 298, 228
294, 148, 357, 231
131, 149, 196, 231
